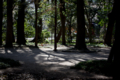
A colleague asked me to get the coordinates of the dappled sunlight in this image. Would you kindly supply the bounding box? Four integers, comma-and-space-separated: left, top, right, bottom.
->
0, 47, 110, 68
0, 47, 110, 67
6, 50, 13, 54
0, 46, 112, 79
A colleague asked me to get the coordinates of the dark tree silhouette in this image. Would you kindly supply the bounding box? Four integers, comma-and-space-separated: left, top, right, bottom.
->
0, 0, 3, 45
112, 0, 120, 79
105, 0, 120, 79
34, 0, 39, 47
17, 0, 26, 45
59, 0, 66, 45
54, 0, 57, 51
75, 0, 87, 50
5, 0, 14, 47
104, 13, 115, 47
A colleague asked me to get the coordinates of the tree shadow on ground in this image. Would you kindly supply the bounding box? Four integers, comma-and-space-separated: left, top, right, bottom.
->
0, 46, 112, 79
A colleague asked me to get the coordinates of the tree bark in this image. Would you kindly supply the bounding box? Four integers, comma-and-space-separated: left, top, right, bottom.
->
113, 17, 120, 80
59, 0, 66, 45
105, 0, 120, 79
35, 2, 38, 47
56, 27, 62, 43
5, 0, 13, 47
38, 18, 42, 41
17, 0, 26, 45
54, 0, 57, 51
30, 18, 42, 42
0, 0, 3, 45
68, 17, 72, 43
75, 0, 87, 50
104, 13, 115, 46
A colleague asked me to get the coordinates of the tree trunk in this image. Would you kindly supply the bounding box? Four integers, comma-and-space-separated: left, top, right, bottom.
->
38, 18, 42, 41
30, 18, 42, 42
104, 13, 115, 46
56, 27, 62, 43
105, 0, 120, 79
35, 2, 38, 47
68, 17, 72, 43
59, 0, 66, 45
0, 0, 3, 45
5, 0, 13, 47
54, 0, 57, 51
75, 0, 87, 50
113, 18, 120, 80
17, 0, 26, 45
88, 19, 93, 43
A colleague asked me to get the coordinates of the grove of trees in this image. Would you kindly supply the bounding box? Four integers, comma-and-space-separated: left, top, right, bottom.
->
0, 0, 114, 48
1, 0, 120, 79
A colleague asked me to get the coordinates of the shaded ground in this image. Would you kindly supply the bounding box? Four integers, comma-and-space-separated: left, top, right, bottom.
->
0, 45, 112, 80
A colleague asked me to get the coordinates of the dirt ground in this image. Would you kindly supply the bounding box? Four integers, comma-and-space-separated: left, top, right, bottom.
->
0, 45, 113, 80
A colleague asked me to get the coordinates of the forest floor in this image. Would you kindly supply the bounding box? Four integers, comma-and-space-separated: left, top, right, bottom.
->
0, 44, 113, 80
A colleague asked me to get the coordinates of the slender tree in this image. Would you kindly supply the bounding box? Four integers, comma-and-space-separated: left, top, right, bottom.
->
17, 0, 26, 45
0, 0, 3, 45
59, 0, 66, 45
75, 0, 87, 50
34, 0, 38, 47
54, 0, 57, 51
5, 0, 13, 47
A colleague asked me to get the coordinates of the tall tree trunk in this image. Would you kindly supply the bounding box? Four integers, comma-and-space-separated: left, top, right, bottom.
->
30, 18, 42, 42
5, 0, 13, 47
105, 0, 120, 79
59, 0, 66, 45
88, 19, 93, 43
113, 17, 120, 80
75, 0, 87, 50
0, 0, 3, 45
104, 13, 115, 46
38, 18, 42, 41
112, 0, 120, 79
17, 0, 26, 45
35, 3, 38, 47
68, 16, 72, 43
54, 0, 57, 51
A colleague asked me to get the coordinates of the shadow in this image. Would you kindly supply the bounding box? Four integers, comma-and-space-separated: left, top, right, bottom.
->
0, 46, 112, 79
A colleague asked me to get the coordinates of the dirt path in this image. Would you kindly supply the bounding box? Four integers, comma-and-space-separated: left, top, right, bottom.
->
0, 45, 112, 80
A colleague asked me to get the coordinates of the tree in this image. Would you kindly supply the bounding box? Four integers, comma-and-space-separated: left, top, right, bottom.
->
105, 0, 120, 79
30, 0, 43, 47
34, 0, 39, 47
17, 0, 26, 45
75, 0, 87, 50
59, 0, 66, 45
0, 0, 3, 45
5, 0, 14, 47
54, 0, 57, 51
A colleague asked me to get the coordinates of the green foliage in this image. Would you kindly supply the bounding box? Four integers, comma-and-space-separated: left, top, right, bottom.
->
39, 29, 50, 43
24, 19, 35, 38
70, 60, 113, 76
42, 29, 50, 38
0, 57, 20, 69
